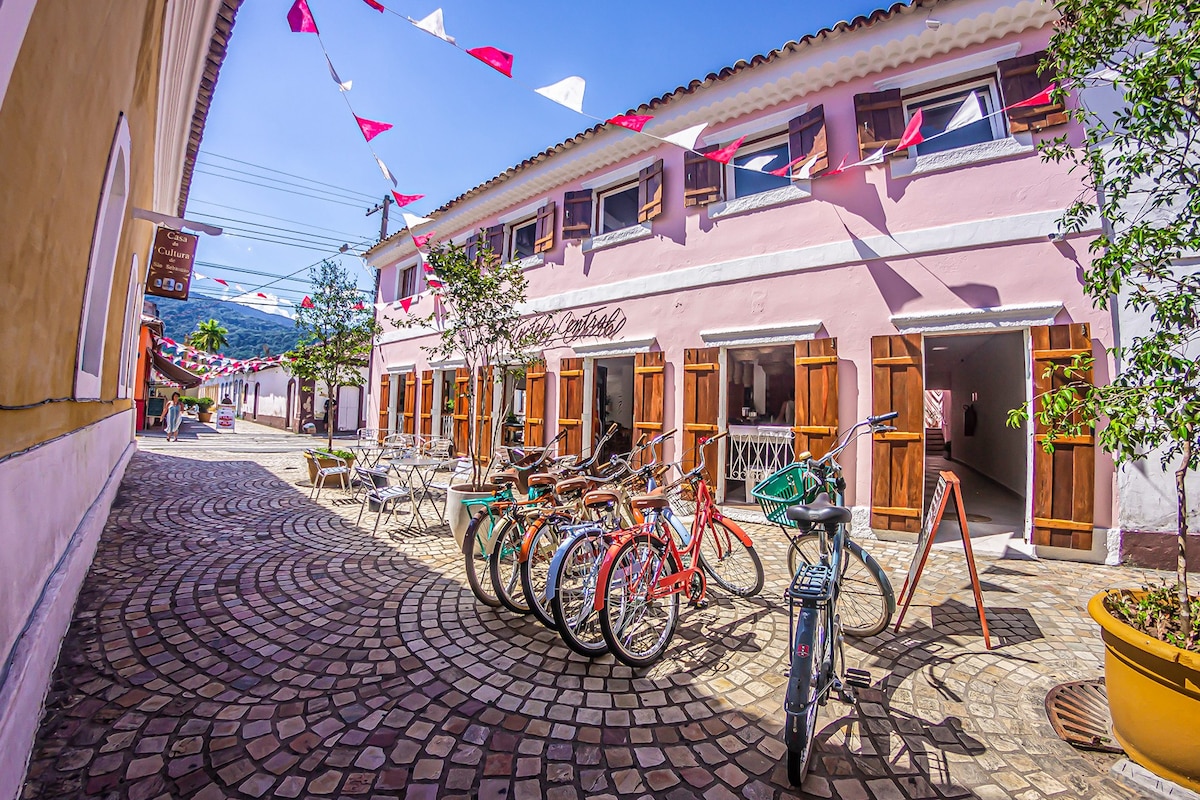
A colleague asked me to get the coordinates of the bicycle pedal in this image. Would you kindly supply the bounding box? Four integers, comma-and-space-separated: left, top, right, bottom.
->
844, 668, 872, 689
829, 679, 856, 705
688, 598, 709, 610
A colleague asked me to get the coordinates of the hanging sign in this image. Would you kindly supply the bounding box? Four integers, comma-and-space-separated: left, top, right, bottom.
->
145, 228, 198, 300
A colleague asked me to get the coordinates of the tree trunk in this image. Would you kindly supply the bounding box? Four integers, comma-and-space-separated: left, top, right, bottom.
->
1177, 433, 1192, 637
327, 381, 335, 452
467, 374, 480, 488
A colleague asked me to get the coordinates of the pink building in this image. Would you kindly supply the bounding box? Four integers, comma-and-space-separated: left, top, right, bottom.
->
366, 0, 1117, 564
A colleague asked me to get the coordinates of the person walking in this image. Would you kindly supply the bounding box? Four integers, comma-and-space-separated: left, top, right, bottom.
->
164, 392, 184, 442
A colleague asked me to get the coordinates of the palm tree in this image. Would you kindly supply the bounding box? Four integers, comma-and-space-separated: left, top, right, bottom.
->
188, 318, 229, 353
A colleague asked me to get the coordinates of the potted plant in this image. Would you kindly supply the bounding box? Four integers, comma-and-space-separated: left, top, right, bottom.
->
304, 447, 357, 489
180, 396, 199, 415
195, 396, 215, 422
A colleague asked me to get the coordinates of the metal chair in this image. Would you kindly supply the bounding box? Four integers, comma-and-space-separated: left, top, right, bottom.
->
423, 437, 454, 460
307, 449, 352, 500
426, 457, 475, 518
381, 432, 417, 463
353, 467, 410, 533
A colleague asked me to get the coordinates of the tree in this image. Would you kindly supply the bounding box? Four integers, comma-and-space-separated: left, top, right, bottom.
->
1011, 0, 1200, 644
188, 318, 228, 353
287, 260, 380, 450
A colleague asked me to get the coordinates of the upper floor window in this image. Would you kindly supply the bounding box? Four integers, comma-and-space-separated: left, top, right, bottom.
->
509, 217, 537, 261
397, 263, 419, 299
563, 160, 663, 242
729, 134, 791, 198
903, 77, 1004, 156
598, 182, 639, 234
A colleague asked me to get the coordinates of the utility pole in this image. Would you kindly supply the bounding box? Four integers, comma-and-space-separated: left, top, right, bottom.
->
366, 193, 393, 242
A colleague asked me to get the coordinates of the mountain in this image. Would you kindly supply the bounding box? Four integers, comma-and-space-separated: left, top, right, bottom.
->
154, 296, 301, 359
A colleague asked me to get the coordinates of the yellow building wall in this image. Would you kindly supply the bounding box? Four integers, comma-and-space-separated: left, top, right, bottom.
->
0, 0, 166, 458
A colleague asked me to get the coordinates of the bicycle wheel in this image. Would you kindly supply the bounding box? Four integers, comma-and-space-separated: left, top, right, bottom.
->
463, 510, 501, 607
788, 533, 890, 638
599, 537, 680, 668
549, 532, 610, 657
521, 519, 562, 630
698, 518, 764, 597
489, 517, 530, 615
785, 603, 829, 786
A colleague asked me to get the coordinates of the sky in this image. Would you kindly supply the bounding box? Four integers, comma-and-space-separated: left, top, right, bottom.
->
184, 0, 898, 317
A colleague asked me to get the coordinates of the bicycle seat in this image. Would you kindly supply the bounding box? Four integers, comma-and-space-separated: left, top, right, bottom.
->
492, 470, 518, 487
528, 472, 556, 488
582, 489, 620, 508
786, 492, 852, 525
553, 476, 590, 496
630, 494, 669, 512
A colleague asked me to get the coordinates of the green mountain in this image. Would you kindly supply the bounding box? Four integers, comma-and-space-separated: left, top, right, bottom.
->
153, 296, 300, 359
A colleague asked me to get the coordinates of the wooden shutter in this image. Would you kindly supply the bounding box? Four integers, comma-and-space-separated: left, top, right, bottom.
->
563, 190, 592, 240
464, 234, 480, 264
854, 89, 905, 158
870, 334, 924, 533
633, 351, 666, 467
637, 159, 665, 223
998, 50, 1067, 133
533, 200, 556, 255
683, 347, 721, 482
684, 146, 722, 207
788, 105, 829, 178
524, 359, 547, 447
402, 371, 417, 434
484, 224, 505, 264
1031, 323, 1095, 549
794, 338, 838, 459
475, 367, 494, 465
453, 367, 470, 457
558, 357, 585, 456
377, 373, 390, 443
419, 370, 433, 437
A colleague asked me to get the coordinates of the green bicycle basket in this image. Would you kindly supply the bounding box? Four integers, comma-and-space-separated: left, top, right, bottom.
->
750, 462, 826, 528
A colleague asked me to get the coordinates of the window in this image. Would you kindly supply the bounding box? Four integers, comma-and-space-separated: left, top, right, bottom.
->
903, 78, 1005, 157
397, 264, 419, 299
730, 136, 791, 199
117, 255, 141, 399
509, 217, 537, 261
598, 183, 639, 233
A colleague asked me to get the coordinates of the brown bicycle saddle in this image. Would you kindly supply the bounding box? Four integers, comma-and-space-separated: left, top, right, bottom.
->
582, 488, 620, 508
492, 470, 518, 486
553, 476, 590, 496
528, 472, 557, 488
630, 494, 669, 511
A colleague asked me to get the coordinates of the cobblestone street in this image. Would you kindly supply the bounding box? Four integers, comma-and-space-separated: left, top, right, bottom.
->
23, 421, 1147, 800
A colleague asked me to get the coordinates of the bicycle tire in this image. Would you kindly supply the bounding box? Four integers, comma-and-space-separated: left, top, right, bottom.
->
698, 518, 765, 597
788, 533, 891, 637
520, 519, 561, 630
489, 517, 531, 615
549, 531, 610, 657
785, 603, 828, 786
599, 537, 680, 669
462, 510, 501, 607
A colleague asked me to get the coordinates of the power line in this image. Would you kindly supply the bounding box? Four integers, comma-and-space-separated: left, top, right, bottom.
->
191, 169, 371, 209
195, 160, 379, 205
193, 260, 321, 285
188, 207, 366, 239
200, 151, 380, 202
204, 222, 355, 248
219, 231, 370, 253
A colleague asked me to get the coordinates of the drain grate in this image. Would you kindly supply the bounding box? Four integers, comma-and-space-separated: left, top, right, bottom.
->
1045, 679, 1123, 753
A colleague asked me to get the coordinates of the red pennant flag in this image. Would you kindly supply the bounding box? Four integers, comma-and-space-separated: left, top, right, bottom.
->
354, 301, 365, 310
400, 297, 413, 313
362, 0, 385, 10
391, 191, 424, 208
355, 116, 393, 142
287, 0, 318, 33
704, 136, 746, 164
768, 156, 807, 178
301, 296, 315, 309
427, 279, 443, 289
256, 292, 267, 298
896, 109, 925, 150
467, 46, 514, 78
1008, 83, 1056, 109
607, 114, 653, 132
413, 231, 435, 248
824, 154, 850, 176
212, 278, 228, 286
422, 263, 435, 273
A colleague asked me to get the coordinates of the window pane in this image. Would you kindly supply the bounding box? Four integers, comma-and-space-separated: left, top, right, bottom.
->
733, 143, 791, 197
912, 87, 996, 156
600, 185, 639, 233
512, 221, 537, 260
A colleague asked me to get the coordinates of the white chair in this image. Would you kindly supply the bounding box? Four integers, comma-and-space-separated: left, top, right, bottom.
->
381, 432, 417, 463
354, 467, 410, 533
426, 458, 474, 518
307, 449, 352, 500
423, 437, 454, 460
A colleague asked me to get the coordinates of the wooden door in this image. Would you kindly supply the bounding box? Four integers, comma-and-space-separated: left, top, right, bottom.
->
524, 359, 547, 448
870, 334, 924, 533
683, 347, 721, 481
453, 367, 470, 456
1031, 323, 1095, 549
402, 372, 417, 434
419, 370, 433, 438
794, 339, 838, 459
377, 374, 390, 443
558, 357, 584, 457
633, 351, 666, 467
476, 367, 494, 465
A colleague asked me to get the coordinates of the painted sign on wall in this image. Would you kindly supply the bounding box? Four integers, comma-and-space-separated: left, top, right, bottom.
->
516, 306, 627, 346
145, 227, 198, 300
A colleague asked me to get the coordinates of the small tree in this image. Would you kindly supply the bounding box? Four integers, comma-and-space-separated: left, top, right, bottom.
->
188, 318, 229, 353
1010, 0, 1199, 646
288, 260, 381, 451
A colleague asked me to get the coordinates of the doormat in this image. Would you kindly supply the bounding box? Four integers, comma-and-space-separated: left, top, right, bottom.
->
966, 513, 992, 523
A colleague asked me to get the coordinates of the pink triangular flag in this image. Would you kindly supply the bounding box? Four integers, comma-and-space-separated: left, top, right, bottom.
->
355, 116, 393, 142
413, 231, 435, 247
286, 0, 318, 33
608, 114, 653, 132
301, 296, 315, 309
467, 46, 514, 78
422, 263, 435, 273
704, 136, 746, 164
354, 301, 365, 310
768, 156, 806, 178
362, 0, 385, 10
896, 109, 925, 150
824, 155, 851, 176
392, 192, 424, 208
213, 278, 228, 286
427, 278, 443, 289
256, 292, 267, 298
1008, 83, 1056, 109
400, 297, 413, 313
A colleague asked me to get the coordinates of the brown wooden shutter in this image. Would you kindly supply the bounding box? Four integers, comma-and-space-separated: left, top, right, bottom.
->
794, 338, 838, 459
637, 159, 665, 223
377, 373, 390, 443
684, 146, 722, 207
484, 224, 505, 264
524, 359, 547, 447
402, 371, 417, 434
419, 370, 433, 438
533, 200, 556, 255
453, 367, 471, 457
1031, 323, 1095, 549
633, 351, 666, 467
562, 190, 592, 240
788, 105, 829, 177
683, 347, 721, 482
870, 334, 924, 533
854, 89, 905, 158
475, 366, 495, 465
464, 233, 480, 263
558, 357, 585, 457
998, 49, 1067, 133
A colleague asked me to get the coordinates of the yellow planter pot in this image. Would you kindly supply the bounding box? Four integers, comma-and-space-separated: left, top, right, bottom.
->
303, 453, 355, 489
1088, 590, 1200, 791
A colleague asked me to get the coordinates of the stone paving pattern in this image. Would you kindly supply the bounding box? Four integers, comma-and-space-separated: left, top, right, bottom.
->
22, 422, 1150, 799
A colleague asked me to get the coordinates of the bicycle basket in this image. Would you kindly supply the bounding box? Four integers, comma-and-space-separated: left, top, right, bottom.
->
750, 463, 826, 528
666, 480, 696, 518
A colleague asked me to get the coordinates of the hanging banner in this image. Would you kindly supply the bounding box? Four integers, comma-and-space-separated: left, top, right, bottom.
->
146, 228, 198, 300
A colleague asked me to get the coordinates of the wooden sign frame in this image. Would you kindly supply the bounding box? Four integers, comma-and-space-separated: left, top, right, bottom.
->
893, 470, 991, 649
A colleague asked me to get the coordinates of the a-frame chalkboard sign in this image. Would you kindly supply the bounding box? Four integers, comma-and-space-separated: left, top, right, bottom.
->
893, 470, 991, 649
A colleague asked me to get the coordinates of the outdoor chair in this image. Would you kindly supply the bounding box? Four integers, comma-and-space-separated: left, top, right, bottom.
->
381, 432, 417, 462
426, 457, 475, 519
354, 466, 410, 533
307, 449, 352, 500
423, 437, 454, 460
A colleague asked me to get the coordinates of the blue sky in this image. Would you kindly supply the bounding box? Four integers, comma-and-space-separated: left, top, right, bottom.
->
186, 0, 897, 315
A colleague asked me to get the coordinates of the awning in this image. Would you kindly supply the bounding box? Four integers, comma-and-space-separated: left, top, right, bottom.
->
150, 348, 203, 388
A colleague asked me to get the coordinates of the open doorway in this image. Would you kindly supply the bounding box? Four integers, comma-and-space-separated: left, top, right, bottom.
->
499, 368, 526, 450
924, 332, 1028, 548
593, 356, 634, 461
724, 344, 796, 505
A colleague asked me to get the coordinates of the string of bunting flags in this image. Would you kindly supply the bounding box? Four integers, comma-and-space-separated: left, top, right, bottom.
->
154, 337, 295, 378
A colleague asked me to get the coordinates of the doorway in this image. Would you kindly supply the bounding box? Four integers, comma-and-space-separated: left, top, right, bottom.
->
723, 344, 797, 505
592, 356, 635, 461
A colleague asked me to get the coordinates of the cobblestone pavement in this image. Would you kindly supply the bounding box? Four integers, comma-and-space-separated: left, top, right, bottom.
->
23, 421, 1149, 799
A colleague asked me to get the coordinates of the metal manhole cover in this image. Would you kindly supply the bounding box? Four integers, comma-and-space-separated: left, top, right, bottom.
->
1045, 679, 1123, 753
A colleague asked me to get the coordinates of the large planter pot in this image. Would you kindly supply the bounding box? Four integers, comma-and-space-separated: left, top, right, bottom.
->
1088, 590, 1200, 791
303, 452, 356, 490
197, 411, 213, 422
447, 483, 499, 550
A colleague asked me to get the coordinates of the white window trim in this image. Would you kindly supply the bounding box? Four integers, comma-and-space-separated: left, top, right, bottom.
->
395, 259, 420, 301
710, 184, 812, 219
594, 180, 641, 237
890, 133, 1034, 179
514, 253, 544, 270
583, 222, 653, 254
902, 76, 1008, 152
580, 157, 655, 191
117, 255, 142, 399
498, 199, 544, 225
708, 103, 808, 146
890, 302, 1064, 334
874, 43, 1022, 92
507, 215, 538, 263
700, 321, 823, 347
722, 131, 791, 200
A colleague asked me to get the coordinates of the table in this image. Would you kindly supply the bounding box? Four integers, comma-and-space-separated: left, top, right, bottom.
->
386, 456, 445, 530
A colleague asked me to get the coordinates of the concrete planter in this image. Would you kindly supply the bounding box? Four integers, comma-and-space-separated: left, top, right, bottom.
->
448, 483, 499, 550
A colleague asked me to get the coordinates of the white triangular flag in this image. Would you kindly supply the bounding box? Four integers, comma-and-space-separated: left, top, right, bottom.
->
794, 154, 822, 180
851, 147, 886, 168
742, 153, 779, 172
945, 94, 984, 132
401, 211, 434, 229
1085, 66, 1120, 84
194, 271, 208, 281
535, 76, 586, 114
412, 8, 455, 44
326, 55, 352, 92
662, 123, 708, 151
375, 156, 397, 187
